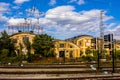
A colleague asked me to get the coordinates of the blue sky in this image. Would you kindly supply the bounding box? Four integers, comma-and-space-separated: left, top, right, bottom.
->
0, 0, 120, 40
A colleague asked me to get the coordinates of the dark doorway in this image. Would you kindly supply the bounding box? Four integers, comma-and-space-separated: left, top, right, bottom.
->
70, 51, 73, 58
59, 51, 65, 58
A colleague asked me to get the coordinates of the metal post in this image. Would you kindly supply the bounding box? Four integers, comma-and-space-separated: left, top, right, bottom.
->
96, 37, 99, 69
111, 34, 115, 73
97, 39, 101, 70
98, 51, 100, 70
112, 42, 115, 73
64, 50, 65, 63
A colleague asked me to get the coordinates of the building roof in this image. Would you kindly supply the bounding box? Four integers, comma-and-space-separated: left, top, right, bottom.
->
10, 32, 35, 37
65, 34, 93, 43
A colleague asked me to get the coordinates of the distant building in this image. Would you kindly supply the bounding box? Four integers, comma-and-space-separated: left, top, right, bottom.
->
54, 35, 93, 59
10, 32, 35, 55
10, 32, 120, 59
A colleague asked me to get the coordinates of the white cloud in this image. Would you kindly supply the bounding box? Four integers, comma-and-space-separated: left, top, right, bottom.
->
14, 0, 29, 4
0, 2, 9, 22
49, 0, 56, 6
26, 8, 45, 17
8, 18, 25, 25
7, 5, 114, 39
106, 25, 120, 40
77, 0, 85, 5
0, 2, 9, 12
0, 14, 8, 22
68, 0, 85, 5
69, 0, 77, 3
12, 6, 20, 9
44, 6, 113, 39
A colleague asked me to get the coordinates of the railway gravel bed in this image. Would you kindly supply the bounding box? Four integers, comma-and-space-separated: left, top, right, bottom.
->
0, 64, 120, 79
0, 73, 120, 80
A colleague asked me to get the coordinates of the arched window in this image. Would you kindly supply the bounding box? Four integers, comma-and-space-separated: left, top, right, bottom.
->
60, 44, 65, 48
23, 36, 29, 42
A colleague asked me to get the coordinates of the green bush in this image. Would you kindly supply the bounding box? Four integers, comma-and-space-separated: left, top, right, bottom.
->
27, 54, 35, 62
106, 54, 111, 61
0, 49, 9, 63
86, 55, 94, 62
81, 55, 94, 62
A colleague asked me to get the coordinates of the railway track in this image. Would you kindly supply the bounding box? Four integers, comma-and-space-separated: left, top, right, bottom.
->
0, 64, 120, 80
0, 74, 120, 80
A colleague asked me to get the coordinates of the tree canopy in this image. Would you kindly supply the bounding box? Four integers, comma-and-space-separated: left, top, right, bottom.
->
32, 34, 55, 57
0, 31, 17, 63
0, 31, 15, 57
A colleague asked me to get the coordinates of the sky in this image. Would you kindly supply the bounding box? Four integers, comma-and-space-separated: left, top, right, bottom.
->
0, 0, 120, 40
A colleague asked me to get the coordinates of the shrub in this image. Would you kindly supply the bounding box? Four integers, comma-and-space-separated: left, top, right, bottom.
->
27, 54, 35, 63
106, 54, 111, 61
81, 55, 94, 62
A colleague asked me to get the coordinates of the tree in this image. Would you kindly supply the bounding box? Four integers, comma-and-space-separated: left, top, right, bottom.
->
0, 31, 16, 63
0, 31, 10, 50
23, 39, 33, 62
83, 48, 94, 62
92, 50, 99, 61
80, 50, 83, 56
17, 43, 24, 63
23, 38, 31, 55
115, 50, 120, 60
32, 34, 55, 57
0, 49, 9, 63
85, 47, 92, 55
0, 31, 15, 57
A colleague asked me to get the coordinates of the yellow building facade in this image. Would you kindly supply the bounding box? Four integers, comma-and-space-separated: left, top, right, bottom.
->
10, 32, 120, 59
10, 32, 35, 55
54, 35, 93, 59
10, 33, 94, 58
54, 40, 80, 58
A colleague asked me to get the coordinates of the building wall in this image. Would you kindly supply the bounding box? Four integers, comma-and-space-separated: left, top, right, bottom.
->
10, 33, 98, 58
76, 36, 93, 55
10, 32, 35, 55
54, 40, 80, 58
54, 36, 94, 58
10, 32, 120, 59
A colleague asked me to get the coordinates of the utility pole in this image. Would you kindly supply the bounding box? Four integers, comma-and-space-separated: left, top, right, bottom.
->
100, 10, 105, 59
100, 10, 104, 58
98, 10, 104, 70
